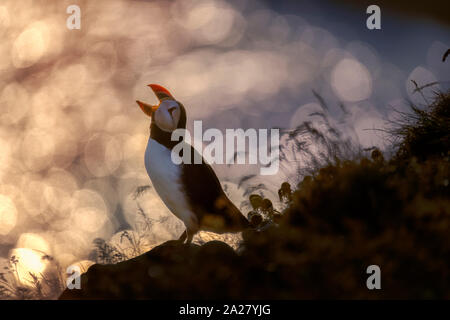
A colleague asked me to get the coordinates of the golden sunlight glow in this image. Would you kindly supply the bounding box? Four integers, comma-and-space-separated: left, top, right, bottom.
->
195, 231, 242, 250
10, 248, 48, 285
16, 233, 51, 254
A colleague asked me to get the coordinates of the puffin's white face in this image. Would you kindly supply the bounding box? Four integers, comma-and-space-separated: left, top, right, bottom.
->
154, 99, 181, 132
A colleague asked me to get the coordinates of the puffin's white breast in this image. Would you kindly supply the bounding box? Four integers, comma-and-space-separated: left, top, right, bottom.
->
144, 138, 197, 230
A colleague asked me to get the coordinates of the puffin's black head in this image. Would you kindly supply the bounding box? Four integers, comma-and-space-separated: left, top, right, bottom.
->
136, 84, 187, 148
136, 84, 186, 130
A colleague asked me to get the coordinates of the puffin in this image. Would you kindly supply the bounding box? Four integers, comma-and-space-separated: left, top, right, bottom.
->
136, 84, 249, 244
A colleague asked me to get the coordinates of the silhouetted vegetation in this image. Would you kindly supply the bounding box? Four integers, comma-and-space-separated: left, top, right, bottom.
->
60, 90, 449, 300
390, 90, 450, 161
0, 254, 65, 300
90, 205, 171, 264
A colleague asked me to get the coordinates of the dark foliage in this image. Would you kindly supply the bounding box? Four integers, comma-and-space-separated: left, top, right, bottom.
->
392, 91, 450, 161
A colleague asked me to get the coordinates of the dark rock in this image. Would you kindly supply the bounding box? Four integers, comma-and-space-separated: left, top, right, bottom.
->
59, 240, 243, 300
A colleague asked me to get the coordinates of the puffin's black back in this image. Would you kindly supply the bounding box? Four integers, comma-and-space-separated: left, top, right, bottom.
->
181, 145, 249, 233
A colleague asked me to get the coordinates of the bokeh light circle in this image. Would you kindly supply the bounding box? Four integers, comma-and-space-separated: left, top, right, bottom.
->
331, 58, 372, 102
0, 194, 17, 235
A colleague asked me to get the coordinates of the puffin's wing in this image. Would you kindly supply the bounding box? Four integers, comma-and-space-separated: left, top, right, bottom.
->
180, 145, 248, 231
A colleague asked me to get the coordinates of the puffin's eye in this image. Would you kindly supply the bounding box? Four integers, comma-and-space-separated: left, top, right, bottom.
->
168, 106, 177, 116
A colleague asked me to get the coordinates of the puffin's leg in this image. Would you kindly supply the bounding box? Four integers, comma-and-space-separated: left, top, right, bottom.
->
177, 230, 187, 243
184, 215, 198, 245
185, 226, 198, 245
186, 231, 194, 245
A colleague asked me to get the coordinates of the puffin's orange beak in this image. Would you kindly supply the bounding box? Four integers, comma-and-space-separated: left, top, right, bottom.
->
136, 84, 173, 117
136, 100, 158, 117
148, 84, 173, 100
